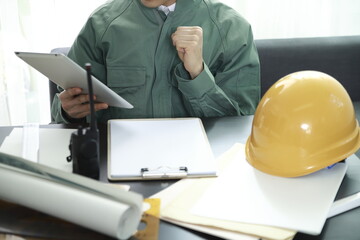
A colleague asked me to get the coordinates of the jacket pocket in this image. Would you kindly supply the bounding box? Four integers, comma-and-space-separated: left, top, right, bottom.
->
106, 66, 147, 116
107, 66, 146, 87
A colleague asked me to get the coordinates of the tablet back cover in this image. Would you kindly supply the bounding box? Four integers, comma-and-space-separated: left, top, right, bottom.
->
15, 51, 132, 108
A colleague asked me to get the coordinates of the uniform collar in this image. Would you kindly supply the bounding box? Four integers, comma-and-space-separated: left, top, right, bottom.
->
136, 0, 202, 23
137, 0, 201, 12
158, 3, 176, 15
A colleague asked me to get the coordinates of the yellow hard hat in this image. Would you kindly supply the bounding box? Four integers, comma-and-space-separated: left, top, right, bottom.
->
245, 70, 360, 177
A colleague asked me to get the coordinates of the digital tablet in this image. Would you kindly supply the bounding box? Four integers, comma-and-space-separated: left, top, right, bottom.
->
15, 52, 133, 109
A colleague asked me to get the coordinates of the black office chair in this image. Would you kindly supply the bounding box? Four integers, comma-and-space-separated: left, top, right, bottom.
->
49, 47, 70, 121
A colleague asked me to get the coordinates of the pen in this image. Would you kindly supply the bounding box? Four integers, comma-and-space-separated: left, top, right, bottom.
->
328, 192, 360, 218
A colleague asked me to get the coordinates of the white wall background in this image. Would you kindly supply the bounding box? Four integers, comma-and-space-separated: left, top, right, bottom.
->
0, 0, 360, 126
224, 0, 360, 39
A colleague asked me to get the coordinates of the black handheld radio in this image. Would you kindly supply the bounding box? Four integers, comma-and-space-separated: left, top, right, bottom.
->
66, 63, 100, 179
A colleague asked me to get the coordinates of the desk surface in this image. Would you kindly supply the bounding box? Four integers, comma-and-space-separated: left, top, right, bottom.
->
1, 113, 360, 240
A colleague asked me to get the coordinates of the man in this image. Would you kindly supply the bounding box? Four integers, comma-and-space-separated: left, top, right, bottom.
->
51, 0, 260, 123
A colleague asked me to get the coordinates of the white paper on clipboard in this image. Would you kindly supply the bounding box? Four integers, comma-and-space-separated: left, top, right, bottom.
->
107, 118, 216, 180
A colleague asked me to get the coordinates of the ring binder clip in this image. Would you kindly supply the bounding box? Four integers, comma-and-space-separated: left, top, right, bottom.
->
141, 166, 188, 179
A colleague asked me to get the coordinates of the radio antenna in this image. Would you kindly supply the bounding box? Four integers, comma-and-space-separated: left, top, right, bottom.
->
66, 63, 100, 179
85, 63, 97, 131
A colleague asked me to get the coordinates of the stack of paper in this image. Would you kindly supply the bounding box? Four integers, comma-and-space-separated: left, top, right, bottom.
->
152, 143, 347, 240
0, 127, 74, 172
0, 152, 143, 240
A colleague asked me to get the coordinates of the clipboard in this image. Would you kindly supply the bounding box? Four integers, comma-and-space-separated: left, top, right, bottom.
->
107, 118, 216, 181
15, 51, 133, 109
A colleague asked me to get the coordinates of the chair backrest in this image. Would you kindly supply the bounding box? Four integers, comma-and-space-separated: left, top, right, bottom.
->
255, 35, 360, 100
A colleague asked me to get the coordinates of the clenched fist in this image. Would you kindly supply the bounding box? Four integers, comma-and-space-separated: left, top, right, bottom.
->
171, 26, 204, 79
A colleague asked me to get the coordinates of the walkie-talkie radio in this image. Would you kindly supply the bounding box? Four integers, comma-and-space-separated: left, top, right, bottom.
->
67, 63, 100, 180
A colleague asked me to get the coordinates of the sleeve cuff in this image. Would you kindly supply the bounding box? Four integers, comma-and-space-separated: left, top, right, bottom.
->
175, 63, 216, 99
61, 108, 86, 124
51, 93, 85, 124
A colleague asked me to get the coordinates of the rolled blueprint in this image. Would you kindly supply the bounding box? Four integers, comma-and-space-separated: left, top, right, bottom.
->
0, 152, 143, 240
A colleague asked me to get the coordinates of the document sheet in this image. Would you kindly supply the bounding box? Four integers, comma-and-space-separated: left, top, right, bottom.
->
153, 143, 347, 239
152, 144, 297, 240
190, 144, 346, 235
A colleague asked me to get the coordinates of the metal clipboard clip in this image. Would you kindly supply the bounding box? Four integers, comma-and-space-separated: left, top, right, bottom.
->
141, 166, 188, 179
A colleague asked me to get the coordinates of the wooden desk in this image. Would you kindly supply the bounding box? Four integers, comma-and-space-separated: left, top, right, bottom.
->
1, 116, 360, 240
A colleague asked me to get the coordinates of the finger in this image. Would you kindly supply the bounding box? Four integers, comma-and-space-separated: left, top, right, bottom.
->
172, 28, 202, 47
75, 94, 94, 105
176, 26, 202, 33
59, 87, 82, 101
67, 102, 108, 119
172, 36, 200, 51
95, 103, 109, 111
174, 35, 201, 43
61, 94, 88, 110
174, 39, 201, 55
65, 103, 91, 119
174, 27, 202, 40
61, 94, 88, 117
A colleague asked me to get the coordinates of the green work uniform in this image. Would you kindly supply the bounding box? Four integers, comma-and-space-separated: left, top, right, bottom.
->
51, 0, 260, 123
